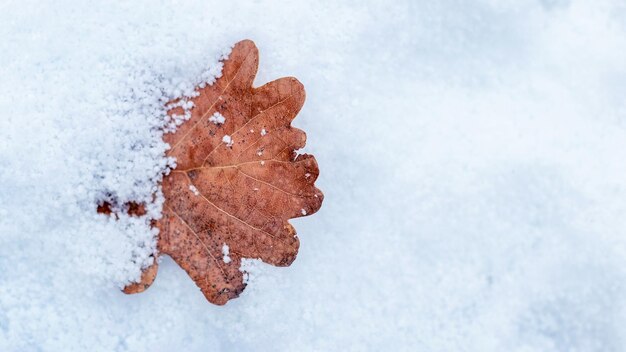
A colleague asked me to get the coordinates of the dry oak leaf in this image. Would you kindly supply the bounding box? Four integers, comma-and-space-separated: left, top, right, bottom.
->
124, 40, 323, 305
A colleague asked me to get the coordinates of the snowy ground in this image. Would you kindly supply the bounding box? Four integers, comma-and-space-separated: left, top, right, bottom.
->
1, 0, 626, 350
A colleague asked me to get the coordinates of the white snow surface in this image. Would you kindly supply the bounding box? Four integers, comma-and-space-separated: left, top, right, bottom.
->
2, 0, 626, 351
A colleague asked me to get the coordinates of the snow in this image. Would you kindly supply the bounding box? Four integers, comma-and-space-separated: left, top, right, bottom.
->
222, 134, 233, 147
260, 128, 267, 136
209, 112, 226, 125
189, 185, 200, 196
222, 244, 232, 264
2, 0, 626, 351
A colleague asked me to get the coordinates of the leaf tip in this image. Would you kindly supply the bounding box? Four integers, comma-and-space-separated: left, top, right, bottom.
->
123, 261, 159, 295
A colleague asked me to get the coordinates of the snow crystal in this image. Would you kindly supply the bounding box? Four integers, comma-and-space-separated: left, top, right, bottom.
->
221, 243, 231, 264
188, 184, 200, 196
222, 134, 233, 147
208, 112, 226, 125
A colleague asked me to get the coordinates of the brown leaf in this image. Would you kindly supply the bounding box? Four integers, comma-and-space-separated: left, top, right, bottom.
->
123, 40, 323, 305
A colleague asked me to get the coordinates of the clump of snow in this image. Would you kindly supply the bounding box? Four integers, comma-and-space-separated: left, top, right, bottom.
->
222, 134, 233, 147
188, 184, 200, 196
239, 258, 262, 285
2, 0, 626, 351
208, 112, 226, 125
165, 100, 196, 130
260, 128, 267, 136
222, 244, 231, 264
